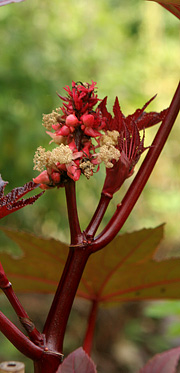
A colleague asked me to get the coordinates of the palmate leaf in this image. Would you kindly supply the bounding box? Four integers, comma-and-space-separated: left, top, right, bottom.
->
1, 225, 180, 306
148, 0, 180, 19
0, 175, 44, 219
0, 0, 24, 6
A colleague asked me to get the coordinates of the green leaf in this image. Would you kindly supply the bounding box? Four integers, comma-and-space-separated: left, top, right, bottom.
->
1, 225, 180, 305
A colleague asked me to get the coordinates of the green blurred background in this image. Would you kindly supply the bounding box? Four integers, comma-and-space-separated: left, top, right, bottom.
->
0, 0, 180, 371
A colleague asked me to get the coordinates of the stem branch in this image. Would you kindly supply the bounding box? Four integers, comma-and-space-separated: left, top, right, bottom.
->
0, 311, 43, 360
84, 193, 112, 240
83, 300, 98, 355
0, 262, 44, 346
65, 179, 82, 245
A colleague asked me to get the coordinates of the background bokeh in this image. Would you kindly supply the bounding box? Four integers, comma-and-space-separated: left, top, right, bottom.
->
0, 0, 179, 372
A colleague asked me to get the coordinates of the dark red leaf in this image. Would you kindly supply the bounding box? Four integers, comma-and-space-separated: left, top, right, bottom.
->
0, 175, 44, 219
57, 347, 97, 373
98, 96, 112, 125
140, 346, 180, 373
126, 95, 168, 130
112, 96, 125, 131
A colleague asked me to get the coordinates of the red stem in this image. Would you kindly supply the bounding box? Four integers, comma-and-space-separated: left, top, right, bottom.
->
3, 285, 44, 346
42, 177, 86, 355
43, 247, 91, 353
92, 81, 180, 252
83, 300, 98, 355
65, 178, 83, 245
84, 193, 112, 240
0, 311, 43, 360
0, 261, 44, 346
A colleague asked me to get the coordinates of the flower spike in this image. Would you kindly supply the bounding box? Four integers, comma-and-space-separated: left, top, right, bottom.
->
34, 82, 166, 192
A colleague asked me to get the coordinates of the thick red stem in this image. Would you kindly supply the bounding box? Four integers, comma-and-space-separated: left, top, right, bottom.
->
84, 193, 112, 240
0, 311, 43, 360
83, 300, 98, 355
43, 247, 91, 354
92, 81, 180, 252
34, 351, 63, 373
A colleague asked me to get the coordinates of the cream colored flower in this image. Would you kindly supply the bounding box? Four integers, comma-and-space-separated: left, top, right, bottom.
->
49, 144, 73, 166
97, 144, 120, 168
42, 108, 61, 130
33, 144, 73, 172
33, 146, 51, 172
100, 130, 119, 147
80, 160, 95, 179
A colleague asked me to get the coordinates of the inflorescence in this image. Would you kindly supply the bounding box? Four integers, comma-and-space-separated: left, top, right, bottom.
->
33, 81, 167, 193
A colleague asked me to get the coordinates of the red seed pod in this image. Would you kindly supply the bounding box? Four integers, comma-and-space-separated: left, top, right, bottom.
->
57, 125, 70, 136
82, 114, 94, 127
33, 170, 50, 184
51, 172, 61, 184
66, 114, 79, 127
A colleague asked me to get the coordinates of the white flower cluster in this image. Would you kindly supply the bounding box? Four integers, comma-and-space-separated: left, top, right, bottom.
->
97, 130, 120, 168
33, 144, 73, 172
42, 108, 61, 130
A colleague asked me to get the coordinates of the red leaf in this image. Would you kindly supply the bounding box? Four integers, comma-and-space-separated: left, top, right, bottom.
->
126, 95, 168, 131
0, 175, 44, 219
112, 97, 125, 131
57, 347, 97, 373
148, 0, 180, 19
0, 0, 24, 6
140, 346, 180, 373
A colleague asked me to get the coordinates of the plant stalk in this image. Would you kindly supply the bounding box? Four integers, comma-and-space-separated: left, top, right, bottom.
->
43, 247, 91, 354
83, 300, 99, 355
65, 178, 83, 246
0, 311, 43, 361
84, 193, 112, 240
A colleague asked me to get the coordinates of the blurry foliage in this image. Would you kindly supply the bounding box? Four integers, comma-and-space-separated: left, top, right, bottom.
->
0, 0, 180, 371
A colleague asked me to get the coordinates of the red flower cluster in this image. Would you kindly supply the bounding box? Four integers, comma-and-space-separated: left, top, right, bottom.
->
54, 81, 106, 138
33, 81, 167, 194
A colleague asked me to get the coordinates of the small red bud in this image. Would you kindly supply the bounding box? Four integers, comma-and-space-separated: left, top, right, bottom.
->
66, 114, 79, 127
51, 172, 61, 184
57, 125, 70, 136
33, 170, 50, 184
82, 114, 94, 127
52, 123, 60, 131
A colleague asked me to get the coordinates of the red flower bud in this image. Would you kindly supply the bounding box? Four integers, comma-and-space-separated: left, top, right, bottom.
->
66, 114, 79, 127
81, 114, 94, 127
52, 123, 60, 131
57, 125, 70, 136
51, 172, 61, 184
33, 170, 50, 184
